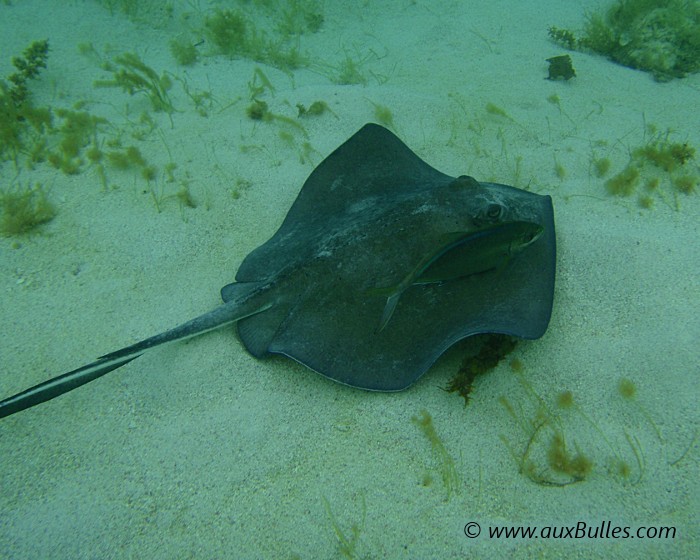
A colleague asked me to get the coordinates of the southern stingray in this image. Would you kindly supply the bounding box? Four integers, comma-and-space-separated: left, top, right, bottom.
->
0, 123, 555, 418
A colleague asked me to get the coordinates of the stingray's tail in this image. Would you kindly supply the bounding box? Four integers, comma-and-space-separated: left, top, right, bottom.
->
0, 282, 271, 419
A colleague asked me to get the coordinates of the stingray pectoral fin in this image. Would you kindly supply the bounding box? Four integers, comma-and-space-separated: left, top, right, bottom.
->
0, 281, 271, 419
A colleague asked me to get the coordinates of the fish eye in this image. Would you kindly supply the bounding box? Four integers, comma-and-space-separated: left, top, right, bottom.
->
523, 225, 543, 244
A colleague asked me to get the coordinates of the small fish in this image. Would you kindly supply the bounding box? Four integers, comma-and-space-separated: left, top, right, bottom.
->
376, 221, 543, 330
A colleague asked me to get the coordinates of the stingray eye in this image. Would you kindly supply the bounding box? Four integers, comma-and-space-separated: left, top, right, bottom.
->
480, 203, 505, 223
473, 203, 505, 227
487, 204, 503, 218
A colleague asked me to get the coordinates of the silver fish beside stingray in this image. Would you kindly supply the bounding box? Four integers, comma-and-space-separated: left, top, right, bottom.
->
374, 221, 544, 331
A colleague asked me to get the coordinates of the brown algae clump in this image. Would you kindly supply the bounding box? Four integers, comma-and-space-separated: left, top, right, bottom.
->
604, 129, 699, 209
0, 183, 56, 236
446, 334, 517, 405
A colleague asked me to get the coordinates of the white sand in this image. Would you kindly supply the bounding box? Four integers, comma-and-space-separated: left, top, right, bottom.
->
1, 1, 698, 558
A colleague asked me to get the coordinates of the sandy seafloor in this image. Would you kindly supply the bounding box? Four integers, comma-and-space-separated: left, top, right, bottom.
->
0, 1, 698, 558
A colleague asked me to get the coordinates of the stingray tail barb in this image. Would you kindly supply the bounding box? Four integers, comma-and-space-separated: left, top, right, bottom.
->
0, 282, 270, 419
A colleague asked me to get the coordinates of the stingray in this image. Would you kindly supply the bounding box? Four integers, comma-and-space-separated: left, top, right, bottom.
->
0, 124, 555, 419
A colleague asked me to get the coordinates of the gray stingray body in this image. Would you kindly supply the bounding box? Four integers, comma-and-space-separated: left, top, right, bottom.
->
0, 123, 555, 418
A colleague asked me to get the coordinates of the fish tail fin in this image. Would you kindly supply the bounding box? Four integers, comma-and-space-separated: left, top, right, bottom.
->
377, 292, 402, 332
